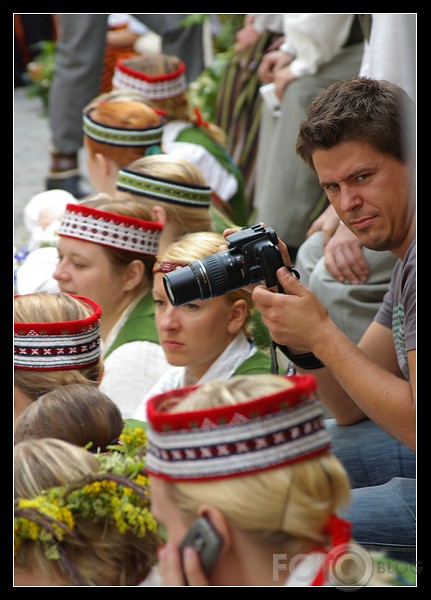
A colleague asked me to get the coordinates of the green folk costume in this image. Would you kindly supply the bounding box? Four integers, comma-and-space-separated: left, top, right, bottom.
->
175, 125, 249, 228
103, 293, 159, 360
233, 346, 275, 374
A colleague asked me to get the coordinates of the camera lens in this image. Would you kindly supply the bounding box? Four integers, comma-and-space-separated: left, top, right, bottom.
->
163, 251, 248, 306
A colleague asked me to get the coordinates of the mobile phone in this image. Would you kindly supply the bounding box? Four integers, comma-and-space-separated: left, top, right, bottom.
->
179, 517, 223, 575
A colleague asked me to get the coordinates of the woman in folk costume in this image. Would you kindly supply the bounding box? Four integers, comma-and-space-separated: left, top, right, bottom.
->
131, 231, 276, 424
82, 88, 165, 196
115, 153, 214, 254
14, 434, 162, 585
14, 291, 102, 421
83, 88, 231, 235
112, 53, 249, 228
145, 374, 377, 587
53, 196, 169, 419
115, 158, 273, 349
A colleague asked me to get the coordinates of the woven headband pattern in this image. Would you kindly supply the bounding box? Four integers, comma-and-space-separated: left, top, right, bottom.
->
58, 203, 163, 256
153, 261, 186, 274
146, 375, 331, 481
112, 59, 187, 99
82, 111, 163, 147
14, 294, 101, 371
117, 168, 211, 207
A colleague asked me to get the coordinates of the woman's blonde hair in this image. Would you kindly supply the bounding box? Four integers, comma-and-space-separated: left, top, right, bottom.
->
84, 91, 162, 167
165, 375, 351, 554
116, 154, 213, 239
14, 438, 160, 586
158, 231, 254, 336
14, 438, 99, 499
14, 292, 103, 401
119, 54, 226, 146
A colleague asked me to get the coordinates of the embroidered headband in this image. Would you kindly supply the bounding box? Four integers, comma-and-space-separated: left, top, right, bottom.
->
117, 168, 212, 208
146, 375, 331, 481
112, 58, 187, 99
153, 261, 186, 274
82, 110, 163, 148
14, 294, 101, 371
58, 203, 163, 256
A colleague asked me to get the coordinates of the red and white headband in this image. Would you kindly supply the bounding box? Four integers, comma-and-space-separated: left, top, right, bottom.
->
14, 294, 101, 371
146, 375, 331, 481
112, 58, 187, 99
58, 203, 163, 256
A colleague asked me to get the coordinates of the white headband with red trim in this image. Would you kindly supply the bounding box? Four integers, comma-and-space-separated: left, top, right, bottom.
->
58, 203, 163, 256
146, 375, 331, 481
112, 58, 187, 99
14, 294, 101, 371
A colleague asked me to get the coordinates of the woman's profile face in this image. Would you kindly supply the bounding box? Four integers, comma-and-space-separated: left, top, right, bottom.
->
53, 236, 125, 316
152, 273, 241, 381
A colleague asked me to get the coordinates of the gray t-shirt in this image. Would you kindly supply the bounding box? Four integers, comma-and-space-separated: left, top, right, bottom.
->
374, 239, 416, 381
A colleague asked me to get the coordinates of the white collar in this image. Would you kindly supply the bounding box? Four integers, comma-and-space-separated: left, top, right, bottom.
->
162, 120, 191, 145
187, 332, 256, 385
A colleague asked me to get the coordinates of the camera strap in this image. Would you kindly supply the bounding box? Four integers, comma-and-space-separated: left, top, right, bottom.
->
270, 340, 296, 376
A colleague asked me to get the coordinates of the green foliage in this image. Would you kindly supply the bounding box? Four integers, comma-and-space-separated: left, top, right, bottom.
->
185, 15, 245, 123
214, 14, 245, 52
26, 40, 56, 113
14, 425, 157, 560
181, 14, 244, 53
188, 49, 234, 123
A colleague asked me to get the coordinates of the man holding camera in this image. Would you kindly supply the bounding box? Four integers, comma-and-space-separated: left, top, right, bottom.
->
251, 76, 416, 561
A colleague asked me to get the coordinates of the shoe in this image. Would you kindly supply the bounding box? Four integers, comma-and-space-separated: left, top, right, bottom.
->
45, 175, 92, 200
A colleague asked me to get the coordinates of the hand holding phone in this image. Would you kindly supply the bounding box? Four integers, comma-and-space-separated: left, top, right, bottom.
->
179, 517, 223, 575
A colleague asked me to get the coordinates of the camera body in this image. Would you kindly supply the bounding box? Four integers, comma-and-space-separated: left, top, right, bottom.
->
163, 223, 284, 306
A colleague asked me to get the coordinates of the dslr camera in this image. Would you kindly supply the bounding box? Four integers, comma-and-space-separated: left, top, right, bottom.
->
163, 223, 285, 306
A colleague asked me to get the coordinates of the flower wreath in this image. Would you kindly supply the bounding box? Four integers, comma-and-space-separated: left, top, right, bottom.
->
14, 427, 158, 567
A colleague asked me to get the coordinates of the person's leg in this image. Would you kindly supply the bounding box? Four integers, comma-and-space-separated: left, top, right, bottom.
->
327, 419, 416, 488
296, 236, 397, 344
342, 478, 416, 563
254, 77, 322, 251
133, 15, 204, 83
328, 419, 416, 562
47, 14, 108, 197
294, 231, 326, 287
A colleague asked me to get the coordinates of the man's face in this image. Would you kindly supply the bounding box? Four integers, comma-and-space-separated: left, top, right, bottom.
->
312, 140, 414, 258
